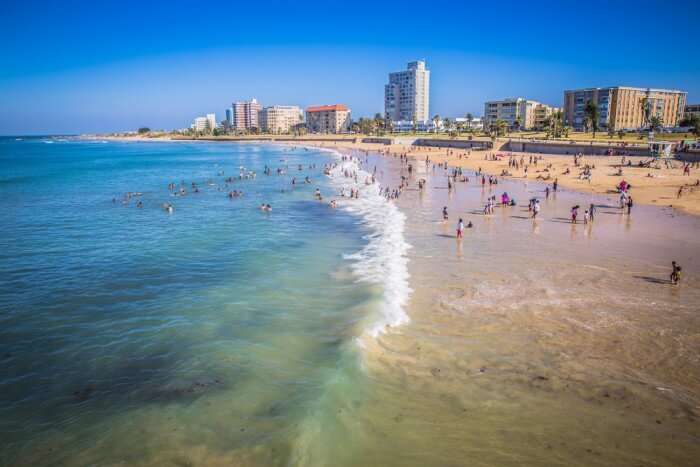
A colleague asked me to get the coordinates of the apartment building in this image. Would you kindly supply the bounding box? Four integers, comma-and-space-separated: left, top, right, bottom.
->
484, 98, 558, 130
305, 104, 351, 134
192, 117, 210, 132
259, 105, 303, 134
685, 104, 700, 120
385, 60, 430, 123
206, 113, 217, 131
563, 87, 687, 130
232, 98, 262, 131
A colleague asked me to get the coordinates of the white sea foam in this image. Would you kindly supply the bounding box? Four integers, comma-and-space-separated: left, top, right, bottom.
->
318, 147, 412, 337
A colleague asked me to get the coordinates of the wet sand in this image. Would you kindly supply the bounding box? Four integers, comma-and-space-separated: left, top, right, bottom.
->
343, 149, 700, 466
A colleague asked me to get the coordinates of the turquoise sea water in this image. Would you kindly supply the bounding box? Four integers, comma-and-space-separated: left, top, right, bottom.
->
0, 138, 393, 465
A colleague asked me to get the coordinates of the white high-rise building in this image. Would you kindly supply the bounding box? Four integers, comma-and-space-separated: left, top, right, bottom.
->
385, 60, 430, 124
193, 117, 209, 132
259, 105, 303, 134
232, 98, 262, 131
206, 113, 217, 131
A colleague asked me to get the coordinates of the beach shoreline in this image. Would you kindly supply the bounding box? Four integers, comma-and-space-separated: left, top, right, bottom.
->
95, 134, 700, 217
326, 143, 700, 466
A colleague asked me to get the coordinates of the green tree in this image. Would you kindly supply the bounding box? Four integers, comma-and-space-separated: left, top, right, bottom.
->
649, 115, 663, 132
607, 122, 616, 138
137, 127, 150, 134
584, 100, 599, 137
490, 119, 507, 137
373, 112, 385, 135
432, 114, 441, 133
465, 113, 474, 131
640, 95, 651, 129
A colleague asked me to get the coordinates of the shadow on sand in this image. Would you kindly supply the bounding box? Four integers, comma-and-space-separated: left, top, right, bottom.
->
634, 275, 673, 285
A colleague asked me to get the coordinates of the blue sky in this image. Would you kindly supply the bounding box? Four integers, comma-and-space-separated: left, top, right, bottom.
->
1, 0, 699, 134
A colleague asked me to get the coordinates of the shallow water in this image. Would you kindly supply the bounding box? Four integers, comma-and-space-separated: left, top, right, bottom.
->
3, 138, 699, 466
0, 138, 406, 466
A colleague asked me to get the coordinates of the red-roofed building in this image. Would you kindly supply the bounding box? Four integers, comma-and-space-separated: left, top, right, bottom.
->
305, 104, 351, 133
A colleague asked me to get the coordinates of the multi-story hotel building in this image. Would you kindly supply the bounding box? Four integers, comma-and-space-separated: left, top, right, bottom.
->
563, 87, 687, 131
192, 117, 209, 132
385, 60, 430, 123
305, 104, 351, 134
259, 105, 303, 134
192, 114, 217, 132
206, 113, 217, 132
484, 98, 558, 130
232, 98, 262, 131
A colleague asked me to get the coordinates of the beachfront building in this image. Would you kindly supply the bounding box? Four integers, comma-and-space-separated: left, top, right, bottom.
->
232, 98, 262, 131
685, 104, 700, 120
206, 114, 217, 131
563, 87, 687, 131
391, 120, 442, 133
384, 60, 430, 125
225, 108, 233, 126
533, 104, 561, 130
192, 117, 210, 132
484, 98, 558, 131
454, 116, 484, 131
305, 104, 351, 134
259, 105, 303, 134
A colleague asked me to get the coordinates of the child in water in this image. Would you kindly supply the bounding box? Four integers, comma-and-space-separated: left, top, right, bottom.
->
456, 218, 464, 238
443, 206, 448, 220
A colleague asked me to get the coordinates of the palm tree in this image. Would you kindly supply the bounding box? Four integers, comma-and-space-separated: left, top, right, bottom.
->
465, 112, 474, 131
443, 118, 452, 133
491, 119, 507, 137
607, 122, 616, 139
649, 115, 663, 132
584, 100, 600, 138
373, 113, 384, 135
640, 93, 652, 129
432, 114, 441, 133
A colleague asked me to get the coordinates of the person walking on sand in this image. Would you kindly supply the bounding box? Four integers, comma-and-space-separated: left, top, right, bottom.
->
553, 179, 558, 192
457, 218, 464, 238
670, 261, 682, 284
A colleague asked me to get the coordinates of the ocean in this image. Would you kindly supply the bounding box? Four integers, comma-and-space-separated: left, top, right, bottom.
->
0, 137, 409, 466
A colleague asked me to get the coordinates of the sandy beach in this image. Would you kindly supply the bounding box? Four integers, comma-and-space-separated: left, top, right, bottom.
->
303, 139, 700, 216
305, 144, 700, 466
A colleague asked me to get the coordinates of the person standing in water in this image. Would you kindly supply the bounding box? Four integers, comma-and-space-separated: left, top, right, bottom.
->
442, 206, 449, 221
532, 199, 540, 219
457, 218, 464, 238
